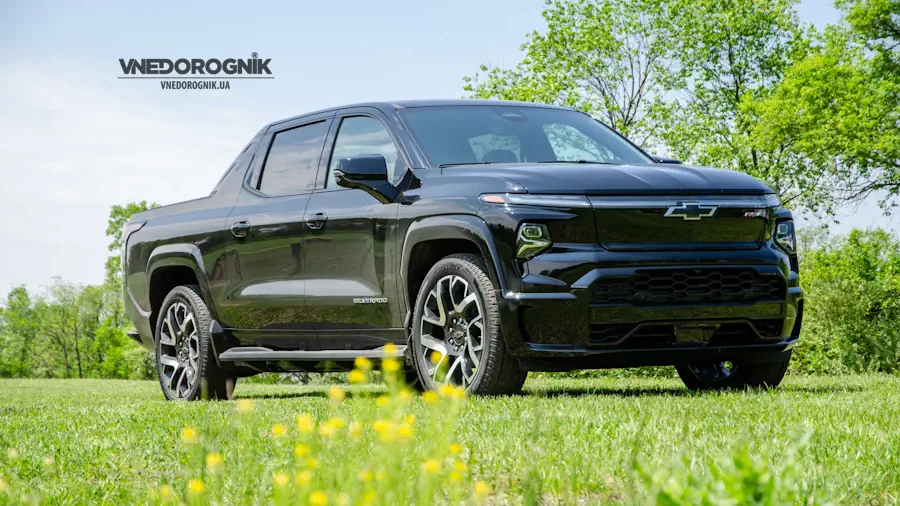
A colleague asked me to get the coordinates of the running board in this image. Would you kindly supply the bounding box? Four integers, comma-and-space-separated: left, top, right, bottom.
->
218, 345, 407, 362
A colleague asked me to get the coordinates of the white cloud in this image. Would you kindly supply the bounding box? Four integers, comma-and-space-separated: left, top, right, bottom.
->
0, 62, 266, 293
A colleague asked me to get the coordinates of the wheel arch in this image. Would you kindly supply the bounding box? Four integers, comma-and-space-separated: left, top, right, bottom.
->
146, 244, 216, 334
400, 215, 508, 330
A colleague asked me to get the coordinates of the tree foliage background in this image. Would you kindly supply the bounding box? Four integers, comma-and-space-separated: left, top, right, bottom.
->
2, 0, 899, 378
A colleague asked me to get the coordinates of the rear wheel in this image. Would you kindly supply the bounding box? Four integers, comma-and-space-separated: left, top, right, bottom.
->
155, 285, 236, 401
676, 353, 791, 391
410, 254, 526, 395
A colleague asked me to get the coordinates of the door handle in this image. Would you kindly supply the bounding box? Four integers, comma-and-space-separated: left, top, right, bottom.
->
230, 221, 251, 238
306, 212, 328, 230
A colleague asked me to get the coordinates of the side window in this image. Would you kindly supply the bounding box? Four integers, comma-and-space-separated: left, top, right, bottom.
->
468, 133, 521, 163
258, 121, 329, 195
328, 117, 400, 188
543, 123, 615, 162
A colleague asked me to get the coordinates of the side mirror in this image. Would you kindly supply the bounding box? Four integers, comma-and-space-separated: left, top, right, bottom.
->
654, 156, 682, 164
334, 154, 396, 203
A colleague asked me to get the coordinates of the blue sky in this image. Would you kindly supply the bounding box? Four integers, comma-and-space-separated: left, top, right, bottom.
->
0, 0, 894, 292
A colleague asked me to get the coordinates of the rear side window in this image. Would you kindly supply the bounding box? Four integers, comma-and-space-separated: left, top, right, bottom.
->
259, 121, 328, 195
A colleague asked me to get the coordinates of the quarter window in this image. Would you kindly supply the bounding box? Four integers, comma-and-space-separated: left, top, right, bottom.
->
328, 116, 400, 187
259, 121, 328, 195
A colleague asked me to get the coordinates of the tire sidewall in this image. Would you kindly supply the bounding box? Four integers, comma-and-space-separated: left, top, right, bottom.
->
154, 286, 210, 401
411, 258, 497, 392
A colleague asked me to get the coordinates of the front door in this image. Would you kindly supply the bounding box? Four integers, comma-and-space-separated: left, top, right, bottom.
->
302, 110, 405, 350
219, 114, 332, 349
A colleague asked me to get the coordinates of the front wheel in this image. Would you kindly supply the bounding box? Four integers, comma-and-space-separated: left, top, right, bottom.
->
154, 285, 236, 401
410, 254, 526, 395
676, 353, 791, 391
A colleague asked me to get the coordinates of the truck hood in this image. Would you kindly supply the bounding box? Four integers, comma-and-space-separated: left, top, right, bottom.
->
440, 162, 774, 195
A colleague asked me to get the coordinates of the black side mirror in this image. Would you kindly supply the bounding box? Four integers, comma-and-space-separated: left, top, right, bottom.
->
334, 154, 397, 203
654, 156, 682, 164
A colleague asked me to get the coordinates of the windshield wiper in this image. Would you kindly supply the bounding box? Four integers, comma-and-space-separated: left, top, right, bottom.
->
536, 159, 616, 165
438, 161, 496, 168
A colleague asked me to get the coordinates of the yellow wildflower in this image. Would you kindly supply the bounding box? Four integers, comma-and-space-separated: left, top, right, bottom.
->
328, 385, 346, 402
347, 421, 363, 438
354, 356, 373, 372
449, 443, 463, 455
474, 481, 490, 497
271, 424, 287, 437
205, 451, 224, 471
273, 472, 290, 488
438, 383, 455, 397
430, 351, 443, 365
296, 414, 315, 433
305, 457, 320, 469
348, 369, 366, 384
309, 490, 328, 506
397, 388, 413, 402
383, 342, 398, 355
449, 471, 462, 482
372, 419, 391, 433
326, 417, 345, 429
318, 423, 338, 438
423, 459, 442, 475
293, 443, 310, 458
360, 491, 376, 506
422, 391, 438, 404
336, 493, 350, 506
295, 470, 313, 486
157, 484, 171, 500
375, 394, 389, 408
358, 468, 374, 483
404, 413, 416, 424
397, 422, 414, 440
382, 357, 401, 373
453, 460, 467, 472
187, 479, 205, 495
235, 398, 253, 413
452, 386, 467, 399
181, 426, 198, 443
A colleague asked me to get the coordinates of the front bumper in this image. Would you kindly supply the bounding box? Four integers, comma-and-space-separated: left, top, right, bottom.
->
496, 246, 803, 369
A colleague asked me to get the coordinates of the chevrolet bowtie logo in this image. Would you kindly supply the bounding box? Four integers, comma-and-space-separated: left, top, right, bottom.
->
664, 202, 717, 221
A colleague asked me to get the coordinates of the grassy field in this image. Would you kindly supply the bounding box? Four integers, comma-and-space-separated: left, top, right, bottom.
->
0, 374, 898, 505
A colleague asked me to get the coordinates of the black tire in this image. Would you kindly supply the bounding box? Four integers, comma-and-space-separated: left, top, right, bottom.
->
154, 285, 236, 401
410, 253, 526, 395
676, 353, 791, 391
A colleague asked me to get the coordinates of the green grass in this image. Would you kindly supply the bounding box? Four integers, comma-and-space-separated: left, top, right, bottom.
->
1, 375, 899, 505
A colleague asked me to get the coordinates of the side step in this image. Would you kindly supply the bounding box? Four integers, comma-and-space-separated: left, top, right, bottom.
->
218, 345, 407, 362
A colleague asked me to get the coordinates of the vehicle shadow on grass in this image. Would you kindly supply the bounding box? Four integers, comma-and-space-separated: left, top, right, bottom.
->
525, 382, 864, 398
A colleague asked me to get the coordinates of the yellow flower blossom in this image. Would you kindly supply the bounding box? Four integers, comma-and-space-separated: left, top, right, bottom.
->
187, 479, 205, 495
354, 356, 373, 372
397, 422, 414, 440
295, 470, 313, 486
404, 413, 416, 424
397, 389, 412, 402
375, 394, 389, 408
296, 414, 315, 433
422, 391, 438, 404
235, 398, 253, 413
347, 421, 363, 438
309, 490, 328, 506
305, 457, 320, 469
271, 424, 287, 437
449, 471, 463, 482
358, 468, 374, 483
382, 357, 401, 373
328, 385, 346, 402
360, 491, 376, 506
452, 386, 467, 399
430, 351, 444, 365
318, 423, 338, 438
205, 451, 224, 471
157, 484, 171, 500
348, 369, 366, 384
383, 343, 397, 355
336, 493, 350, 506
326, 417, 345, 429
453, 460, 467, 472
449, 443, 463, 455
423, 459, 442, 475
181, 426, 198, 443
293, 443, 310, 458
273, 472, 290, 488
474, 481, 490, 497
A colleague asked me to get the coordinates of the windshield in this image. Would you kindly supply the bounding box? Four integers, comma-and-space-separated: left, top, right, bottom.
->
398, 105, 653, 167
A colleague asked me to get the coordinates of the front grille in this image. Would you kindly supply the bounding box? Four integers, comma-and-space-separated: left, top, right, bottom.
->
590, 268, 785, 306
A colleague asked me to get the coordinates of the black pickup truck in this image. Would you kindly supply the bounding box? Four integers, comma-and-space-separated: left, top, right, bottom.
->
122, 99, 803, 400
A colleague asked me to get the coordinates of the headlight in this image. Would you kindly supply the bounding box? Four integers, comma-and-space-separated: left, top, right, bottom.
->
774, 220, 796, 254
516, 223, 551, 258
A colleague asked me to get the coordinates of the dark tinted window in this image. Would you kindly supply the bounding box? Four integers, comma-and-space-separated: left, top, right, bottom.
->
259, 121, 328, 195
327, 116, 400, 187
398, 106, 652, 167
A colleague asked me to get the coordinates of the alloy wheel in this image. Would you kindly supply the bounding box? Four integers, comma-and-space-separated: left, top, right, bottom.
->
158, 301, 201, 399
418, 274, 485, 387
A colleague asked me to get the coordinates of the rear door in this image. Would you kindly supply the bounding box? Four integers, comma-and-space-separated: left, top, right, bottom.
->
301, 108, 406, 350
218, 112, 333, 349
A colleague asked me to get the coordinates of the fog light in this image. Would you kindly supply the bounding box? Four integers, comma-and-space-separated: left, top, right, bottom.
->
516, 223, 551, 258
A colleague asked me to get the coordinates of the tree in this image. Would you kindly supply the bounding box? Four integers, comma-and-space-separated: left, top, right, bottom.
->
463, 0, 680, 143
0, 286, 40, 377
105, 201, 157, 285
838, 0, 900, 73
